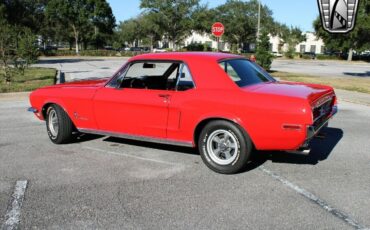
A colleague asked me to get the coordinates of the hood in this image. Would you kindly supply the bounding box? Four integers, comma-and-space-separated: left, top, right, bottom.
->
243, 81, 334, 105
44, 78, 110, 89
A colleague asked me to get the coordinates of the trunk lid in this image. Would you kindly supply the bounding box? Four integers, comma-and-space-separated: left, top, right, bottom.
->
243, 81, 334, 106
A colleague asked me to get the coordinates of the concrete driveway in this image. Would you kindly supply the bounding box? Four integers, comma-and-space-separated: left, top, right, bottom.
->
1, 95, 369, 229
34, 57, 128, 82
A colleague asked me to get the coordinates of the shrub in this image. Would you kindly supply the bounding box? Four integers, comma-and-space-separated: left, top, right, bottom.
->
256, 30, 274, 70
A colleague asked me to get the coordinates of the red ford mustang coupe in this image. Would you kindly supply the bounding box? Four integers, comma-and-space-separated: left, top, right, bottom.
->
29, 52, 337, 174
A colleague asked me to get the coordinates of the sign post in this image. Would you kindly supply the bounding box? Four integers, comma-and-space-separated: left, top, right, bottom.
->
212, 22, 225, 52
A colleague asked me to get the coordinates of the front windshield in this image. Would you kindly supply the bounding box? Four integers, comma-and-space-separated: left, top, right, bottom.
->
219, 59, 276, 87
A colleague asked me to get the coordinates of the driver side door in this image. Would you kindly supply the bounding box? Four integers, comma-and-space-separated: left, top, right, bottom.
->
93, 61, 179, 139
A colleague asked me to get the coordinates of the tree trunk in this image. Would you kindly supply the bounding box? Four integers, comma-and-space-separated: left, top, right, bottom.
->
347, 48, 353, 61
72, 25, 79, 54
150, 35, 153, 52
172, 39, 176, 51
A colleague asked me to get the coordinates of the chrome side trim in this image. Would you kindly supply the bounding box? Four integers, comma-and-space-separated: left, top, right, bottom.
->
27, 107, 38, 113
312, 93, 334, 109
78, 128, 194, 148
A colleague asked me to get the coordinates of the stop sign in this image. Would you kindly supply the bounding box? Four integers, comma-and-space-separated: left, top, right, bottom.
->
212, 22, 225, 37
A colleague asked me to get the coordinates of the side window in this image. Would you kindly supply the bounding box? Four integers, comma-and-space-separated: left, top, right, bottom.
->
118, 62, 177, 90
219, 59, 271, 87
177, 64, 195, 91
219, 62, 241, 82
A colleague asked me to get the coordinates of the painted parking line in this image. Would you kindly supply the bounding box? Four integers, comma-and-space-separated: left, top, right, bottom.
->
83, 146, 183, 166
2, 180, 28, 230
259, 166, 368, 230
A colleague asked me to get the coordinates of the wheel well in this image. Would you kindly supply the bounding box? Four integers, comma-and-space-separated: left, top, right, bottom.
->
41, 103, 77, 131
41, 103, 54, 119
194, 118, 249, 146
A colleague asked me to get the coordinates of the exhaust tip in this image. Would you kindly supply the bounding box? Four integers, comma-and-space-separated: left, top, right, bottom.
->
287, 148, 311, 155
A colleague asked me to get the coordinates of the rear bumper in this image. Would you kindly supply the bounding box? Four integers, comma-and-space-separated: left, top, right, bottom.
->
302, 105, 338, 148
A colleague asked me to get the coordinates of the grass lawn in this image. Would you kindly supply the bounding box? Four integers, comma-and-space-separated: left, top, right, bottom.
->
271, 71, 370, 94
0, 67, 56, 93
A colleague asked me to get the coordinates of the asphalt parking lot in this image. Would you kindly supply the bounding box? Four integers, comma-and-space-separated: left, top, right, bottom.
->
271, 59, 370, 78
1, 97, 370, 229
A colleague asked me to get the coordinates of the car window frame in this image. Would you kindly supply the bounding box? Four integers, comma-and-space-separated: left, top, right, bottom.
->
105, 59, 197, 91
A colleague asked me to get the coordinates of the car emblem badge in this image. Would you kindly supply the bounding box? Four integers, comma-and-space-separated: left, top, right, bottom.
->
317, 0, 359, 33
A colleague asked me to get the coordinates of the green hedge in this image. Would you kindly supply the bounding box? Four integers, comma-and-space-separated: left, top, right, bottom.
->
316, 54, 343, 60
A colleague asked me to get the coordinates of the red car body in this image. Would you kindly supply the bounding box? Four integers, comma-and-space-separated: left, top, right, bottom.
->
29, 52, 337, 152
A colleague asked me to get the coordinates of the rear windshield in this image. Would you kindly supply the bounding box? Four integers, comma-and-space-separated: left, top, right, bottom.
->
219, 59, 275, 87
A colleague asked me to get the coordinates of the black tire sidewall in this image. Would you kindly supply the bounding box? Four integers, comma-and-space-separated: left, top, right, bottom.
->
46, 106, 60, 143
45, 104, 73, 144
198, 120, 252, 174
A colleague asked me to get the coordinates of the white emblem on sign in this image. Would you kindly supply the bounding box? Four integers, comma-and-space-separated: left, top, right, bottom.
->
317, 0, 359, 33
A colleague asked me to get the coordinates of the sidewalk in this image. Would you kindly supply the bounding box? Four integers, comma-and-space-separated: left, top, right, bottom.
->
0, 92, 30, 102
335, 89, 370, 106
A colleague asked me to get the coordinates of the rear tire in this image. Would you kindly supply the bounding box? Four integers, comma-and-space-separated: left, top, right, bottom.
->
198, 120, 252, 174
46, 104, 74, 144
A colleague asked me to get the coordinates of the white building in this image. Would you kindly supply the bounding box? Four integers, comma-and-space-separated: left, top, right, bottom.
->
268, 32, 325, 54
182, 31, 325, 54
296, 32, 325, 54
183, 33, 231, 51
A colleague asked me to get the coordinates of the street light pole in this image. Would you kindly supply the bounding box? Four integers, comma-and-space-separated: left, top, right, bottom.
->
257, 0, 261, 42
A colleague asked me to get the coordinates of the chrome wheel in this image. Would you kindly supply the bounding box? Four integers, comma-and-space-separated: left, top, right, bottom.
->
48, 109, 59, 138
206, 129, 239, 165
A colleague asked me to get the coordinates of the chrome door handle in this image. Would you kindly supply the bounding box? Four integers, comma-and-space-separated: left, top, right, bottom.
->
158, 94, 170, 98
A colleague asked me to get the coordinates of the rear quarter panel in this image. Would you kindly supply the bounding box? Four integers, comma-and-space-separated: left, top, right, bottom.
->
168, 88, 312, 150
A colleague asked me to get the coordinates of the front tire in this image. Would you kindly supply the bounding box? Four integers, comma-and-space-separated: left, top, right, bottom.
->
198, 120, 252, 174
46, 104, 74, 144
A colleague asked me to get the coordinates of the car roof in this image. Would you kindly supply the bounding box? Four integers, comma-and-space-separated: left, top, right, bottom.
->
129, 52, 242, 62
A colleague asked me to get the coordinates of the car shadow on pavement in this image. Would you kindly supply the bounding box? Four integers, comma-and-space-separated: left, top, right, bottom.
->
257, 127, 344, 166
70, 133, 104, 143
103, 137, 198, 155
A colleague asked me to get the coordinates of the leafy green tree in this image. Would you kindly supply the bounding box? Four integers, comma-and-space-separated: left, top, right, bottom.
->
0, 3, 39, 83
16, 28, 39, 73
313, 0, 370, 61
89, 0, 116, 49
279, 25, 306, 59
139, 13, 163, 50
256, 30, 273, 70
116, 18, 142, 47
213, 0, 277, 51
140, 0, 201, 50
0, 0, 47, 33
46, 0, 115, 54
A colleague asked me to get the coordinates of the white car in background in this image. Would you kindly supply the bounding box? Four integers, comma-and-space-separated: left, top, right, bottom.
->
272, 52, 283, 57
153, 48, 167, 53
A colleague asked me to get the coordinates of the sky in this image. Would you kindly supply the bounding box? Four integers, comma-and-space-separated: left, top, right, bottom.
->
107, 0, 320, 32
